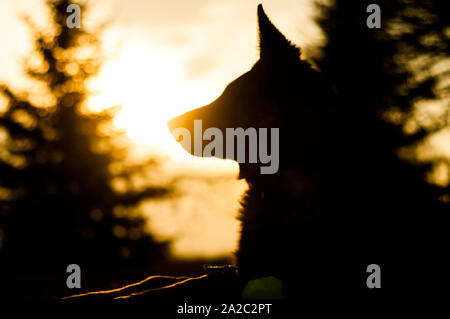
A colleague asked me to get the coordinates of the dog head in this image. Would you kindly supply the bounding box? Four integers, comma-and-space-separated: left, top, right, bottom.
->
168, 5, 336, 180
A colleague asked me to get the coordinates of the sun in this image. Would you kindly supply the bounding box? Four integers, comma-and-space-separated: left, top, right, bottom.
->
85, 37, 242, 182
86, 40, 216, 155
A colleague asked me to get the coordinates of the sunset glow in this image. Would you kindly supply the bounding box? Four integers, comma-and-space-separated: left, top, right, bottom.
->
0, 0, 320, 259
88, 41, 206, 150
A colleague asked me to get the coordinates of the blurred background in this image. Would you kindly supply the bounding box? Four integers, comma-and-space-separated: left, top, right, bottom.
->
0, 0, 448, 299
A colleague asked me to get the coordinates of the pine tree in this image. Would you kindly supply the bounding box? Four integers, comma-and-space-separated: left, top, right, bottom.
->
314, 0, 450, 201
314, 0, 449, 285
0, 0, 168, 274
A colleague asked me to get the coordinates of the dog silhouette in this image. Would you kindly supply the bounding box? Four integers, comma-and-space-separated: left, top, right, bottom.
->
168, 5, 346, 297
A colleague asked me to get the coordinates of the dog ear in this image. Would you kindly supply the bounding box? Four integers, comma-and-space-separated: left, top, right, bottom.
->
257, 4, 300, 63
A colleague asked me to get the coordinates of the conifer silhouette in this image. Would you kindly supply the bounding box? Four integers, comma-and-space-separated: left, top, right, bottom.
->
0, 0, 169, 290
